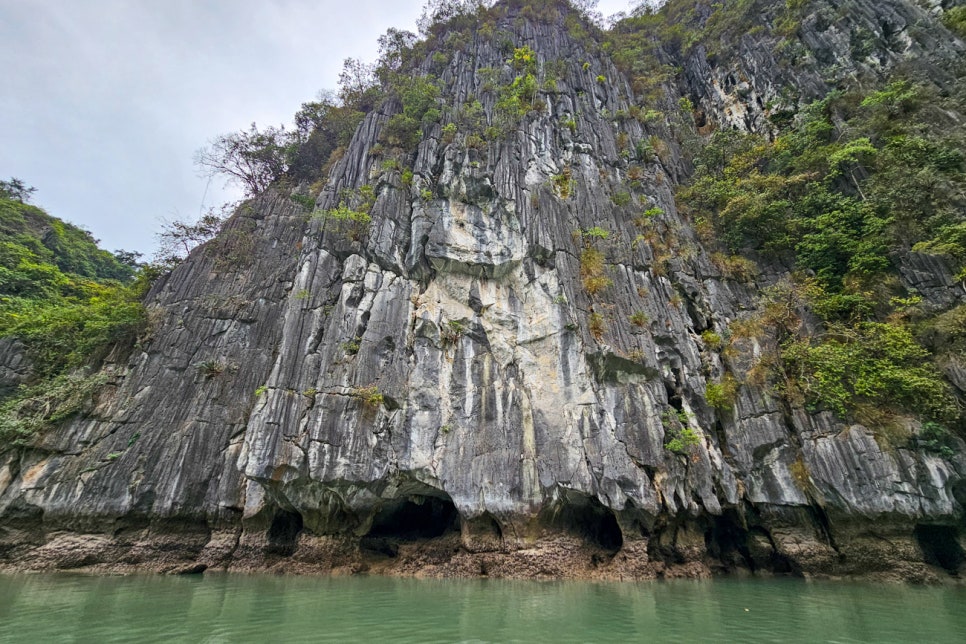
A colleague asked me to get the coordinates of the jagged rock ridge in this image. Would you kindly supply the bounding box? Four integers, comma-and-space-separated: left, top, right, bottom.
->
1, 0, 965, 581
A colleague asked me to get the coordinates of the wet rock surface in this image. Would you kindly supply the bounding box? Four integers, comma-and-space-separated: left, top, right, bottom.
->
1, 0, 964, 581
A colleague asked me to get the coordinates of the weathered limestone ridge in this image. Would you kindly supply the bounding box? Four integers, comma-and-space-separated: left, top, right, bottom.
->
1, 0, 964, 581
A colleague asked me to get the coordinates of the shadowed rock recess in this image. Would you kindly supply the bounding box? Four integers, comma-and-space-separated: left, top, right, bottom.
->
2, 0, 966, 581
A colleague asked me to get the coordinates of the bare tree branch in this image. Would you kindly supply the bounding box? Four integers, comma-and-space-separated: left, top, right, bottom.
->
194, 123, 290, 197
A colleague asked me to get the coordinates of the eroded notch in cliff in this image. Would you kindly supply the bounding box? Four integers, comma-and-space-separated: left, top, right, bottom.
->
542, 496, 624, 553
266, 509, 304, 556
361, 494, 460, 557
915, 524, 965, 574
705, 511, 754, 572
664, 380, 684, 413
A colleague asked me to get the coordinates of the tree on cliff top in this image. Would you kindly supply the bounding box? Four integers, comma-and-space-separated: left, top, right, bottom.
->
153, 208, 226, 267
194, 123, 289, 197
0, 178, 36, 204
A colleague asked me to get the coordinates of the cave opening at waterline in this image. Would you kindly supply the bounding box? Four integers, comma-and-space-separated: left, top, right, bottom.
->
365, 494, 461, 541
915, 524, 965, 574
544, 496, 624, 553
266, 509, 304, 556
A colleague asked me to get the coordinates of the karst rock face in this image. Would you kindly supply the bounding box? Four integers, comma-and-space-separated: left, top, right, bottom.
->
2, 0, 965, 580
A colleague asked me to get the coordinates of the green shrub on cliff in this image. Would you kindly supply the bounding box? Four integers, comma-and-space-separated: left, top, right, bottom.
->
0, 371, 111, 446
681, 82, 966, 430
382, 75, 442, 150
781, 321, 957, 422
663, 409, 701, 454
705, 374, 739, 411
314, 185, 377, 242
0, 192, 147, 445
682, 83, 966, 286
316, 203, 372, 242
942, 6, 966, 38
2, 283, 146, 378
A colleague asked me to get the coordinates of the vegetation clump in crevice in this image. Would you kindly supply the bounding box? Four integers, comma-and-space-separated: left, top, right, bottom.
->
494, 45, 541, 125
663, 409, 701, 454
0, 371, 112, 447
705, 373, 739, 411
314, 185, 377, 242
579, 226, 613, 296
381, 75, 443, 150
351, 385, 385, 409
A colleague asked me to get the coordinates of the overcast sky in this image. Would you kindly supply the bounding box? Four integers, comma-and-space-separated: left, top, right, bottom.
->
0, 0, 635, 257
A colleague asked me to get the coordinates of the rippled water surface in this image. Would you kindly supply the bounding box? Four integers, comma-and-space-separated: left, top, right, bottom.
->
1, 573, 964, 642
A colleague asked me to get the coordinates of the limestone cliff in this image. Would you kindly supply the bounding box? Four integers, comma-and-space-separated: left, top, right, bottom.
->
1, 0, 965, 581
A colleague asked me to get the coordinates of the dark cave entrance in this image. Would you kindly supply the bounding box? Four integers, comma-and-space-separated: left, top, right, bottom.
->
702, 511, 798, 575
705, 512, 754, 571
473, 512, 504, 542
363, 495, 460, 545
546, 497, 624, 553
266, 509, 304, 556
664, 381, 684, 414
915, 525, 965, 574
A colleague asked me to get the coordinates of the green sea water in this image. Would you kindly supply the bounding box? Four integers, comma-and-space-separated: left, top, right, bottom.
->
0, 574, 963, 643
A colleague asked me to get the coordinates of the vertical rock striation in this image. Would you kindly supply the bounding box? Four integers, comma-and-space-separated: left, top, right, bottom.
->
1, 0, 964, 581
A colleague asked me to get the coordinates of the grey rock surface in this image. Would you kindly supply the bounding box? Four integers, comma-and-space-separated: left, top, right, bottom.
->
681, 0, 965, 136
1, 0, 964, 580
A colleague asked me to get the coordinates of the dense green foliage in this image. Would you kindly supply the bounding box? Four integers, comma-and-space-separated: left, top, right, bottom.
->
1, 281, 146, 378
680, 81, 965, 429
0, 372, 111, 446
1, 195, 137, 284
0, 194, 147, 445
782, 321, 957, 422
381, 75, 442, 149
683, 82, 966, 291
942, 5, 966, 38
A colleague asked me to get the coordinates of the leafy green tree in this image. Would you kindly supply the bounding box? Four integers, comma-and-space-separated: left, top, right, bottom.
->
112, 250, 144, 271
382, 75, 442, 149
782, 322, 956, 422
376, 28, 418, 83
337, 58, 382, 113
288, 91, 365, 182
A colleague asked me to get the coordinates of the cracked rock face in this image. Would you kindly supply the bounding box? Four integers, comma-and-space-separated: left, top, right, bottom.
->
1, 0, 964, 581
681, 0, 966, 136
